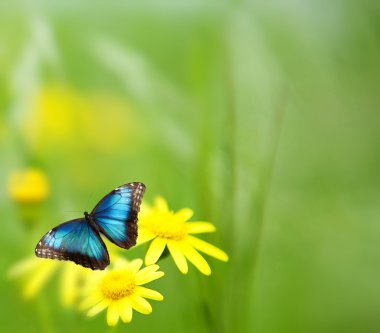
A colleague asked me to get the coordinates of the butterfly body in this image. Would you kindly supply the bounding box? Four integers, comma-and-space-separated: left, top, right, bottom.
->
35, 182, 145, 270
84, 211, 100, 233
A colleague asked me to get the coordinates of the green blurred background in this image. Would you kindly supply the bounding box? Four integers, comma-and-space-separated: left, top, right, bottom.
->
1, 1, 380, 332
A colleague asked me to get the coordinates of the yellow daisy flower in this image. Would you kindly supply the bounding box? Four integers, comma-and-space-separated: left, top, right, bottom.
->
24, 84, 137, 153
8, 256, 89, 307
8, 169, 50, 204
138, 197, 229, 276
81, 258, 164, 326
8, 241, 120, 307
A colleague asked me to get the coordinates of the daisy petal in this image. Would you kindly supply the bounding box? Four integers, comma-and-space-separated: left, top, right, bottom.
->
186, 222, 216, 234
87, 299, 110, 317
139, 203, 151, 218
175, 208, 193, 221
60, 264, 78, 307
119, 299, 133, 323
107, 301, 120, 326
167, 240, 188, 274
155, 196, 169, 212
187, 235, 229, 262
137, 229, 156, 245
136, 271, 165, 285
7, 257, 40, 278
80, 293, 103, 310
136, 264, 160, 277
182, 242, 211, 276
145, 237, 167, 265
23, 261, 59, 298
112, 257, 143, 271
130, 295, 152, 314
136, 286, 164, 301
111, 257, 129, 269
128, 259, 144, 272
135, 265, 163, 285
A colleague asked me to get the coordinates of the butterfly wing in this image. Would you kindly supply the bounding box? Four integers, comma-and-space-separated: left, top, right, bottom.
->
35, 218, 109, 270
91, 182, 145, 249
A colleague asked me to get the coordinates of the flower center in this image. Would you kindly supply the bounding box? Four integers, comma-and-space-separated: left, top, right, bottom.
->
150, 214, 187, 240
100, 271, 136, 300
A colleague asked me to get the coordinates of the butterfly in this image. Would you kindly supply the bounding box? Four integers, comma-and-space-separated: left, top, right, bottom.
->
35, 182, 146, 270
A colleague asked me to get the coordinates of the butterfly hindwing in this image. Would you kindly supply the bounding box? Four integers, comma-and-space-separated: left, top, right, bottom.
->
35, 218, 109, 270
91, 182, 145, 249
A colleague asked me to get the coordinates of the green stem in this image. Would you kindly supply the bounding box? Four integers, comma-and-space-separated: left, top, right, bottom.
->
244, 88, 288, 331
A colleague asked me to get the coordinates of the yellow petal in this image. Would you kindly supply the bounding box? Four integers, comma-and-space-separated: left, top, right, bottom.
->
136, 271, 165, 285
174, 208, 193, 221
186, 222, 216, 234
145, 237, 167, 265
104, 239, 121, 258
79, 293, 103, 310
187, 235, 229, 262
112, 257, 143, 271
135, 286, 164, 301
130, 294, 152, 314
154, 196, 169, 212
60, 263, 77, 307
167, 240, 188, 274
119, 298, 133, 323
112, 257, 129, 269
136, 264, 160, 277
87, 299, 110, 317
128, 259, 144, 272
181, 242, 211, 276
135, 265, 163, 285
82, 271, 104, 292
136, 228, 156, 245
23, 261, 59, 298
139, 202, 152, 218
107, 301, 120, 326
7, 257, 40, 278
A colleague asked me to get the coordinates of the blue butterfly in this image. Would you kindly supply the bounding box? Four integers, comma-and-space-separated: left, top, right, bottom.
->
35, 182, 146, 270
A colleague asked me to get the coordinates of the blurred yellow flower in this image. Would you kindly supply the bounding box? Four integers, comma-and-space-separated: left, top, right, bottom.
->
8, 240, 120, 307
8, 256, 89, 307
23, 84, 137, 152
8, 169, 50, 204
80, 258, 164, 326
138, 197, 229, 276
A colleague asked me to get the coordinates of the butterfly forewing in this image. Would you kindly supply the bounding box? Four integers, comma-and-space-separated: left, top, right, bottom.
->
35, 218, 110, 270
91, 182, 146, 249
